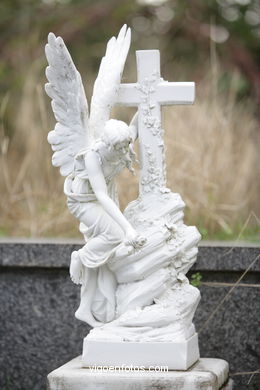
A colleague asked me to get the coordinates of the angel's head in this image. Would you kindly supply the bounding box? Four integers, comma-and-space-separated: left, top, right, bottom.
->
102, 119, 136, 172
102, 119, 131, 148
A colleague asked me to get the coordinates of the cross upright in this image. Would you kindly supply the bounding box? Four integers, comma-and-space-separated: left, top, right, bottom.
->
117, 50, 195, 196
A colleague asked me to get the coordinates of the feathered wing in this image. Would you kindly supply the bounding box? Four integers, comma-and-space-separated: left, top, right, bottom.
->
45, 33, 89, 177
89, 24, 131, 139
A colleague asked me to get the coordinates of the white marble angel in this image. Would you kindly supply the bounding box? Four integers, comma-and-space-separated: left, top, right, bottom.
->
45, 26, 146, 327
46, 26, 202, 369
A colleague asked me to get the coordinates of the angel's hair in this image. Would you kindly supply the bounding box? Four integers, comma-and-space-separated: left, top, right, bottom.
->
102, 119, 131, 145
102, 119, 136, 173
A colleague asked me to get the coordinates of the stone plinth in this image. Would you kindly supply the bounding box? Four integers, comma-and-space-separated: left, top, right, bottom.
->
82, 333, 199, 370
47, 356, 233, 390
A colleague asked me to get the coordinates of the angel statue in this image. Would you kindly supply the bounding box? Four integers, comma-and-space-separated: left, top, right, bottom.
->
45, 26, 146, 327
46, 25, 202, 369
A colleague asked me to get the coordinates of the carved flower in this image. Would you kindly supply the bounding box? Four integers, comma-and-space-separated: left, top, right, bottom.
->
160, 187, 170, 194
165, 222, 178, 233
142, 107, 149, 115
144, 116, 156, 127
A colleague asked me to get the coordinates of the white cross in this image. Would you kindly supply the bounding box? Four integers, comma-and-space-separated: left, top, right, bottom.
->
117, 50, 195, 195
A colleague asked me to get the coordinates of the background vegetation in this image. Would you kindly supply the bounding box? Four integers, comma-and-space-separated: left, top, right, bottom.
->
0, 0, 259, 241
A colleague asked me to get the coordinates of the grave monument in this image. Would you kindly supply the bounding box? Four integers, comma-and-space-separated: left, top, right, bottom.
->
45, 25, 233, 390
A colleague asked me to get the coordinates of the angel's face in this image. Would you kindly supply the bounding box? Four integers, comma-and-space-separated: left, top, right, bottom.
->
113, 139, 131, 155
103, 119, 132, 159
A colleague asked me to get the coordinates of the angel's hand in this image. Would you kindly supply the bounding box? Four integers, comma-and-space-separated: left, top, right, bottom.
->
124, 227, 146, 249
70, 251, 83, 285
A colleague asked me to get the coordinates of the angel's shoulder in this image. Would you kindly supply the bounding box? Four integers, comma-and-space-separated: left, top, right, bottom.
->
75, 140, 106, 168
88, 141, 106, 165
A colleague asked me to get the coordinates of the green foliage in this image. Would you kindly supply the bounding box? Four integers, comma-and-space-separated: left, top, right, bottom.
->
190, 272, 202, 288
0, 0, 259, 114
211, 225, 260, 243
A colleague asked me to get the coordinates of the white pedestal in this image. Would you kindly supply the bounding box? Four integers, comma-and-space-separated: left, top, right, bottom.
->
47, 356, 233, 390
82, 333, 199, 370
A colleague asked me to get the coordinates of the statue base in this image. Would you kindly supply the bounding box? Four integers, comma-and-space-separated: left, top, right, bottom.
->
82, 333, 199, 370
47, 356, 233, 390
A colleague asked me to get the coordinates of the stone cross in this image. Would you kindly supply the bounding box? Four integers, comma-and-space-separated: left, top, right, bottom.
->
117, 50, 195, 195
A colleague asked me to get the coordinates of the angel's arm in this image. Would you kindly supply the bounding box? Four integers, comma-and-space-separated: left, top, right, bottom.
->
129, 112, 138, 141
85, 151, 135, 236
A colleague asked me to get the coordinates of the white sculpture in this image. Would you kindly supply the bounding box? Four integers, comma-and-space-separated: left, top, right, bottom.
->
45, 25, 201, 369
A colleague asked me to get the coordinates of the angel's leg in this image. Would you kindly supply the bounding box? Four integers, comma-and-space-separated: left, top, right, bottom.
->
75, 267, 102, 327
71, 201, 122, 325
77, 202, 124, 267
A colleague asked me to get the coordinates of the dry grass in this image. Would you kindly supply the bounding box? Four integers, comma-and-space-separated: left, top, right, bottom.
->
164, 73, 259, 238
0, 61, 259, 239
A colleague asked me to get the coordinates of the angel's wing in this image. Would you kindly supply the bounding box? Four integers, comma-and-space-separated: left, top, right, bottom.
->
45, 33, 89, 177
89, 24, 131, 140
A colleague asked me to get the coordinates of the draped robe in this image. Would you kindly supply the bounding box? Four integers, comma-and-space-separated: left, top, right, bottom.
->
64, 145, 127, 323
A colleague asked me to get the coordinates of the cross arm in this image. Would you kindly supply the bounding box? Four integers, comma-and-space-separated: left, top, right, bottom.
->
116, 83, 140, 106
156, 82, 195, 105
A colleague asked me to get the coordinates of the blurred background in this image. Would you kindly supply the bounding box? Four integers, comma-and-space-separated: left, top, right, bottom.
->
0, 0, 259, 241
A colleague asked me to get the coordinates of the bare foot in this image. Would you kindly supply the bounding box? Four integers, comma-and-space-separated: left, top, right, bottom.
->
70, 251, 83, 285
75, 308, 103, 328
